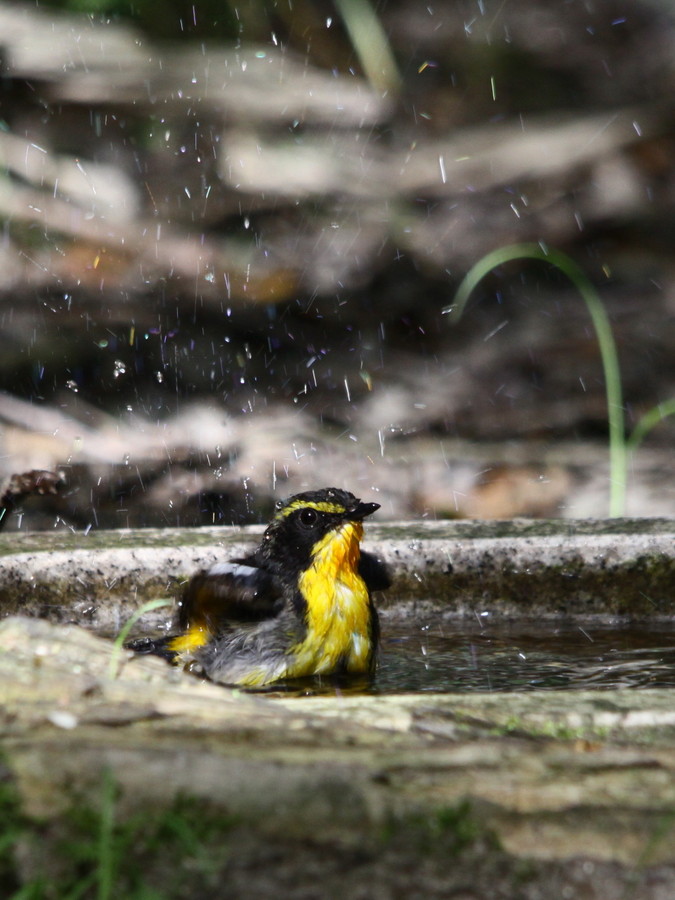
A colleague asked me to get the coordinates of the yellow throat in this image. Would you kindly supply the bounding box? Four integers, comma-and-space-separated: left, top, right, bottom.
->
288, 519, 373, 677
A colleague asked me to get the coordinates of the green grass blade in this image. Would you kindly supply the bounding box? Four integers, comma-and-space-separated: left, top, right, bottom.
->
626, 399, 675, 456
444, 242, 627, 516
107, 598, 172, 680
96, 770, 116, 900
334, 0, 402, 96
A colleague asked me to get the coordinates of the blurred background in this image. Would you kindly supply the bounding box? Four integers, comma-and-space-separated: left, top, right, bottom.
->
0, 0, 674, 528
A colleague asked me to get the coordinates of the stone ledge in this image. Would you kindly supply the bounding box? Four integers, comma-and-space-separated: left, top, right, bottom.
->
0, 519, 673, 629
1, 511, 675, 900
2, 616, 675, 880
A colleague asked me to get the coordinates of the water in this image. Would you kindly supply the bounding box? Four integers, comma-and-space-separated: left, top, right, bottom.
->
125, 619, 675, 695
375, 621, 675, 693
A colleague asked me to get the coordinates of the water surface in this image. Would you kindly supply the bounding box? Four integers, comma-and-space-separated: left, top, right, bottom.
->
376, 621, 675, 693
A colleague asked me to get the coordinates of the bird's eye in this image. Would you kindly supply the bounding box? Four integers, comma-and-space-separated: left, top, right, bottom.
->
298, 508, 319, 528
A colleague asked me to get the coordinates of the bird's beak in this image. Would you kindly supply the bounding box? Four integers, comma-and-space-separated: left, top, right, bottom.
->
348, 501, 380, 521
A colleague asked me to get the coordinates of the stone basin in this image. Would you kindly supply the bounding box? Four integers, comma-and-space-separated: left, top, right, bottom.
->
1, 518, 674, 898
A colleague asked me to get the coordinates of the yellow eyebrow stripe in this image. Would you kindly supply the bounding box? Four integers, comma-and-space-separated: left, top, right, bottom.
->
275, 499, 346, 519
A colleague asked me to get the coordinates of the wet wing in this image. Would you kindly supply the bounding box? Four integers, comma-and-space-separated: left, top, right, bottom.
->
127, 557, 284, 660
177, 558, 284, 631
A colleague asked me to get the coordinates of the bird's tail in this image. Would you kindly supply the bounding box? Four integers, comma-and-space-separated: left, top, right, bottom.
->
126, 635, 178, 662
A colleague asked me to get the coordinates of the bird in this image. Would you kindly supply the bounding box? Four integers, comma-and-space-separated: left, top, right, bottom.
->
130, 487, 390, 687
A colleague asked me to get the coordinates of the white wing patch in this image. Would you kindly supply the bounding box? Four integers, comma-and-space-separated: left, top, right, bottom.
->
208, 562, 259, 579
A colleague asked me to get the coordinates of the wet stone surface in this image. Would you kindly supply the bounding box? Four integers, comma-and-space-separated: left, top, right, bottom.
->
1, 519, 675, 897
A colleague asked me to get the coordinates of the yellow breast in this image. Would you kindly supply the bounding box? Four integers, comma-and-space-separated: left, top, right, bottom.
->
286, 520, 374, 678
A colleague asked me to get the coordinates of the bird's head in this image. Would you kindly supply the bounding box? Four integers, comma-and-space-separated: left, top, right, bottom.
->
260, 487, 380, 576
